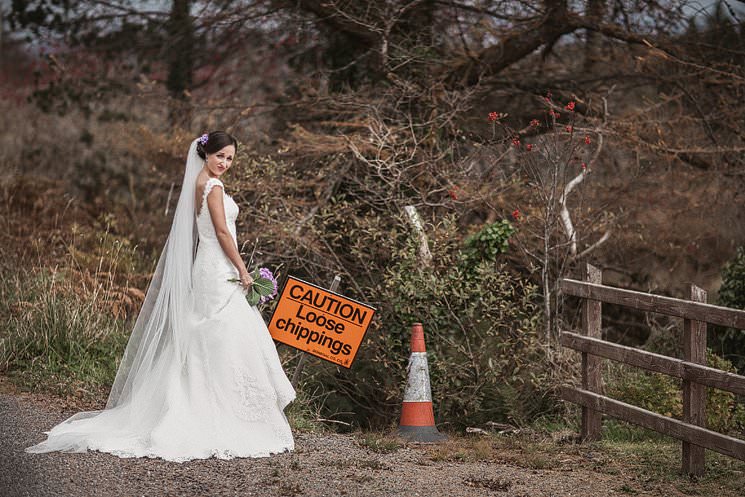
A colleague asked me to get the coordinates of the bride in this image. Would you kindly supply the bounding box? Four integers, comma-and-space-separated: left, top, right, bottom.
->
26, 132, 296, 462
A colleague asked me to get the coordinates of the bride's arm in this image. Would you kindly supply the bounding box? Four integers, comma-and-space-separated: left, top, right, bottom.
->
206, 187, 251, 282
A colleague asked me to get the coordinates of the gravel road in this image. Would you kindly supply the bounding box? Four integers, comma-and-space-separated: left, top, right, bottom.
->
0, 389, 681, 497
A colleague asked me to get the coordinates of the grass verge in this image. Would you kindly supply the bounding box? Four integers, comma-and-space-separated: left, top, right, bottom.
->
422, 422, 745, 496
0, 267, 130, 402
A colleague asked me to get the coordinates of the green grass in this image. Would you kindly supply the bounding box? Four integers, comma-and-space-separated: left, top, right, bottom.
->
284, 388, 332, 434
356, 432, 403, 454
595, 435, 745, 493
599, 419, 745, 493
0, 268, 129, 399
602, 419, 672, 443
422, 424, 745, 496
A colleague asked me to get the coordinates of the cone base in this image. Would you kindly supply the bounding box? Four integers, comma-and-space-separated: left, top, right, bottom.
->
397, 424, 447, 443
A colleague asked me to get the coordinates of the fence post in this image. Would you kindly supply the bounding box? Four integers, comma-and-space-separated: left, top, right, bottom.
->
581, 263, 603, 441
682, 284, 707, 476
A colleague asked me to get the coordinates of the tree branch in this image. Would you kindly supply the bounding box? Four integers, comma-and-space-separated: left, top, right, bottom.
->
442, 2, 575, 87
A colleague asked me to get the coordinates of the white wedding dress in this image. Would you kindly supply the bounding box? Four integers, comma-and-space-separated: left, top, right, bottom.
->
26, 175, 296, 462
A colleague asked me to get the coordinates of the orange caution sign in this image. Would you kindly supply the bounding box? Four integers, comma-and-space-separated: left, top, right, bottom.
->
268, 276, 375, 368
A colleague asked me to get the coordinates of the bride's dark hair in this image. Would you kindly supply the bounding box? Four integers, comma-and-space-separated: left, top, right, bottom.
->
196, 131, 238, 160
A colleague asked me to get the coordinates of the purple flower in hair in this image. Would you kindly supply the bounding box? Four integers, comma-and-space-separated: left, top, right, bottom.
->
198, 133, 209, 146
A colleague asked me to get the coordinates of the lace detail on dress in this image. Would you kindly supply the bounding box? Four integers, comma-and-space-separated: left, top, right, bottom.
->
198, 177, 224, 218
195, 176, 239, 245
232, 366, 278, 423
231, 365, 292, 447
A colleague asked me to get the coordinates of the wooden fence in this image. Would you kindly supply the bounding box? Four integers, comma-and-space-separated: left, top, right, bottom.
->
559, 264, 745, 476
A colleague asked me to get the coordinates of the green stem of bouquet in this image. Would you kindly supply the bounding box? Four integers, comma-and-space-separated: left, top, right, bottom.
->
243, 237, 259, 270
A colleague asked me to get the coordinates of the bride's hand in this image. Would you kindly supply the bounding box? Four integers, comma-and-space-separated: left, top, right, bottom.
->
239, 271, 254, 288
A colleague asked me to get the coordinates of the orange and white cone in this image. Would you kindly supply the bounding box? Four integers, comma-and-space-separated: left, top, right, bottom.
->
398, 323, 446, 442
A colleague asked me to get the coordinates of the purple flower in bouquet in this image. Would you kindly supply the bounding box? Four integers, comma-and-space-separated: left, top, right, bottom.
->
228, 267, 278, 306
257, 267, 278, 304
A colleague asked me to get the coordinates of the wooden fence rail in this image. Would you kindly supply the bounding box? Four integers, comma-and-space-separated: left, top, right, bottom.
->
559, 264, 745, 476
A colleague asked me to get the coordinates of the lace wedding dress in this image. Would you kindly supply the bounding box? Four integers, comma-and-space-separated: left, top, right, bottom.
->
27, 167, 296, 462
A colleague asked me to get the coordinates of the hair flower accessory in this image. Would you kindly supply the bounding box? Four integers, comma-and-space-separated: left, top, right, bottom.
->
198, 133, 209, 146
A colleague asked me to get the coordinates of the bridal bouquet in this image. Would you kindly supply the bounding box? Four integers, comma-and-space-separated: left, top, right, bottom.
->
228, 267, 278, 306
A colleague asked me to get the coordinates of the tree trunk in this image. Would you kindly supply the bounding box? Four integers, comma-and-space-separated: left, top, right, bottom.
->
583, 0, 606, 72
0, 6, 4, 57
167, 0, 194, 127
394, 0, 437, 46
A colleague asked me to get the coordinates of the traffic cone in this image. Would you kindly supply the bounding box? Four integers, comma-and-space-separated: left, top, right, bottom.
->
398, 323, 446, 442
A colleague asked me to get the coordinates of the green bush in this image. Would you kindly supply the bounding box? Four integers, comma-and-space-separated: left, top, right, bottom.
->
462, 220, 515, 266
606, 351, 745, 435
605, 365, 682, 419
309, 216, 555, 429
712, 246, 745, 373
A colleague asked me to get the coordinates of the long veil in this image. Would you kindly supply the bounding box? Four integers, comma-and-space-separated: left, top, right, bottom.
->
106, 138, 202, 409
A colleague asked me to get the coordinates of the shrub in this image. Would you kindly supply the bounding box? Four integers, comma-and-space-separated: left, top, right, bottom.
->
308, 216, 556, 429
712, 246, 745, 373
461, 220, 515, 266
606, 351, 745, 435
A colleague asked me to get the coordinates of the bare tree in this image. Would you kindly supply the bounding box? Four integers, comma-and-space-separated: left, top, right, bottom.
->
167, 0, 195, 125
